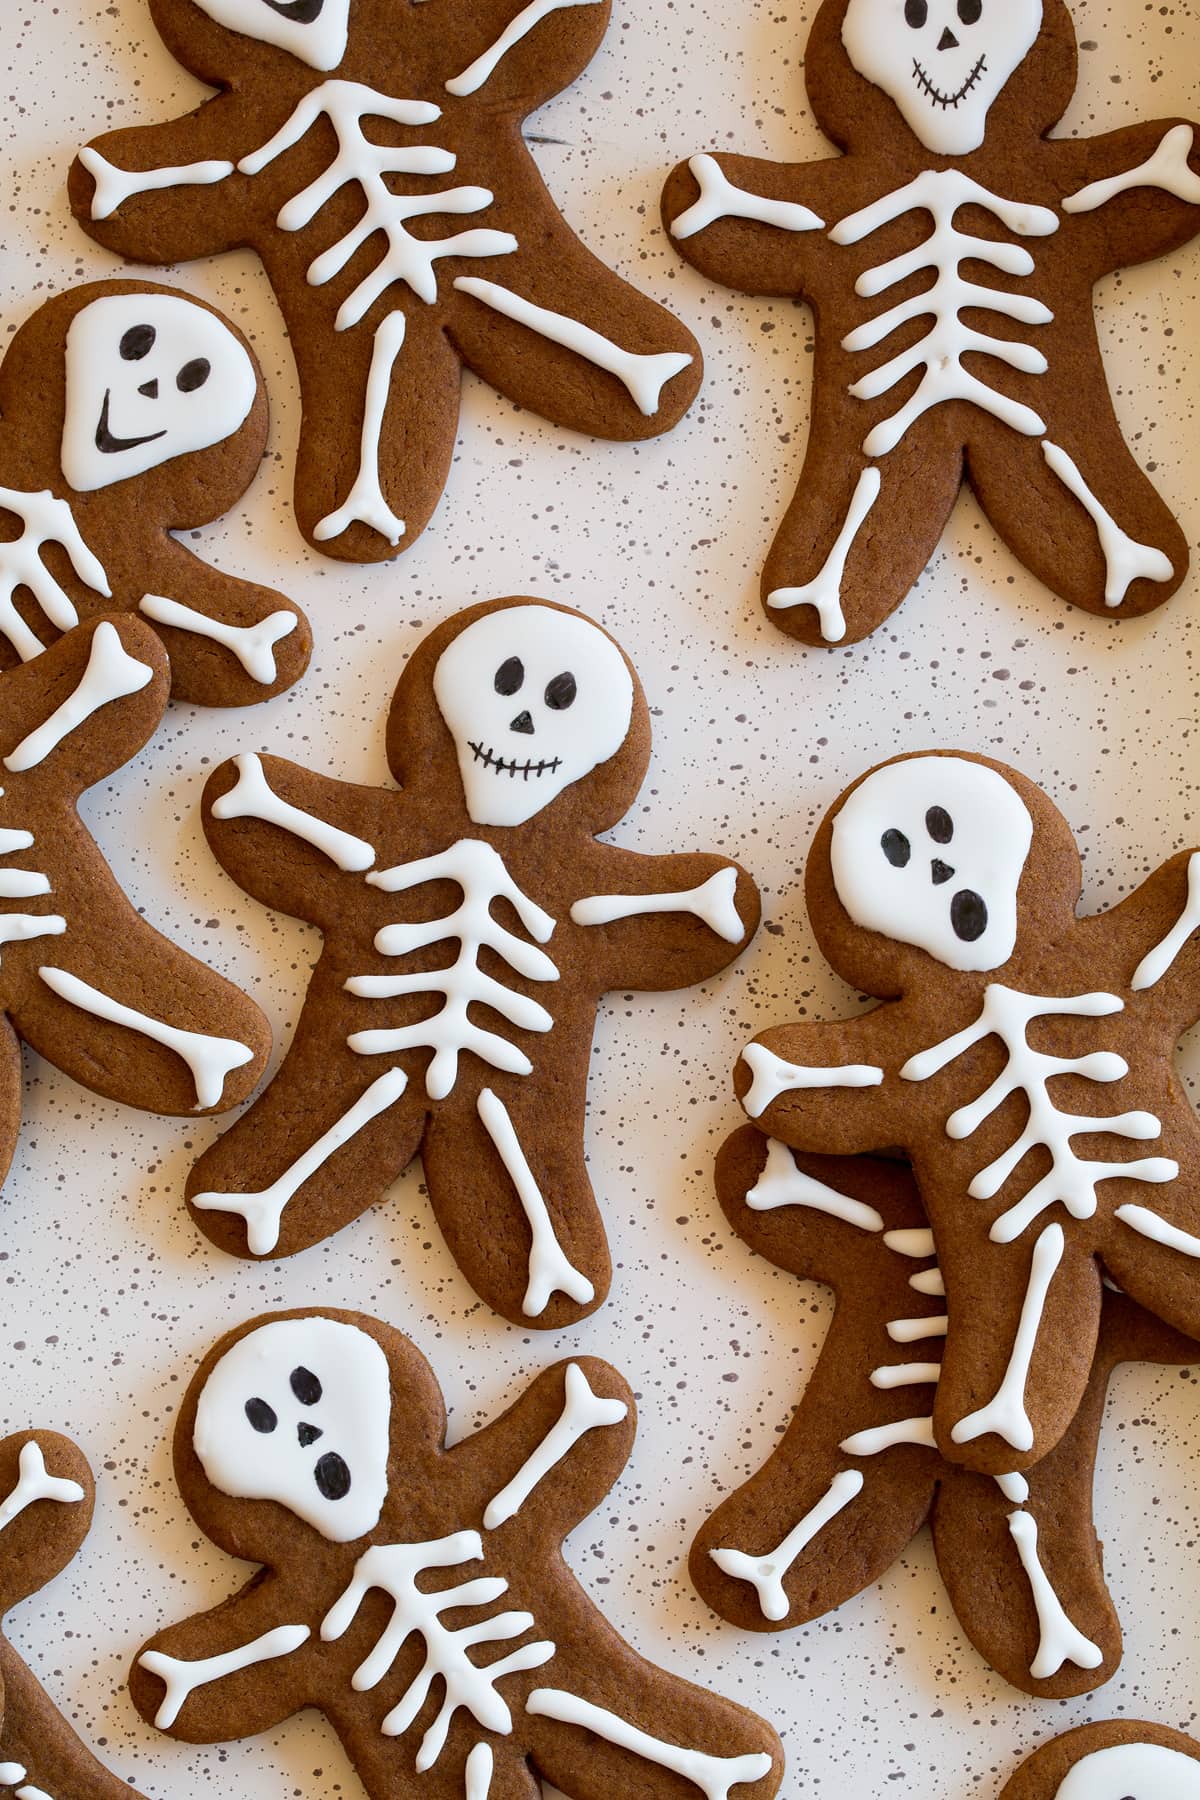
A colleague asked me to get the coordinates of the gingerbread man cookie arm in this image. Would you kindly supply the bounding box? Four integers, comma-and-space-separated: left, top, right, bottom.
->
568, 847, 759, 990
1058, 120, 1200, 271
438, 0, 612, 112
1073, 847, 1200, 1021
734, 1014, 907, 1154
662, 152, 837, 297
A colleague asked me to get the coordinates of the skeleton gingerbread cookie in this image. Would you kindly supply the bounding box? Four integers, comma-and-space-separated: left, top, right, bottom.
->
0, 279, 309, 705
999, 1721, 1200, 1800
0, 613, 270, 1199
131, 1308, 785, 1799
185, 597, 759, 1325
662, 0, 1200, 645
694, 1128, 1198, 1698
0, 1430, 151, 1799
70, 0, 702, 563
736, 751, 1200, 1476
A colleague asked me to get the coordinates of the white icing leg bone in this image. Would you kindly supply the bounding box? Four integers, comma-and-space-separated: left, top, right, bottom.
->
745, 1137, 885, 1231
766, 466, 881, 643
570, 868, 744, 943
139, 1624, 312, 1731
709, 1468, 865, 1623
138, 595, 299, 686
483, 1362, 627, 1529
4, 621, 152, 774
0, 487, 110, 663
525, 1689, 774, 1800
313, 312, 408, 546
741, 1041, 883, 1118
0, 1441, 85, 1533
1006, 1509, 1103, 1680
476, 1088, 595, 1318
670, 154, 825, 241
1042, 441, 1173, 606
951, 1222, 1063, 1452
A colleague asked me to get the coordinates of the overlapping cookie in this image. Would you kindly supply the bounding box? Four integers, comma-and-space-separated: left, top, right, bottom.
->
185, 597, 759, 1326
737, 751, 1200, 1475
662, 0, 1200, 645
132, 1307, 784, 1798
1000, 1720, 1200, 1799
694, 1128, 1197, 1697
0, 614, 271, 1198
0, 279, 309, 705
71, 0, 702, 562
0, 1429, 150, 1799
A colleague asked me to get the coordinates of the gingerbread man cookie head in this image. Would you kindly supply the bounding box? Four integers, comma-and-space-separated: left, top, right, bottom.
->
187, 0, 353, 71
1000, 1721, 1200, 1800
192, 1315, 394, 1545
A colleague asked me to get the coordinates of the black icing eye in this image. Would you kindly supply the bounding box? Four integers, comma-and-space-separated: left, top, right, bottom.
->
904, 0, 928, 26
494, 656, 524, 697
245, 1397, 277, 1434
315, 1451, 351, 1501
881, 828, 911, 868
177, 357, 211, 393
119, 324, 156, 361
951, 889, 988, 942
925, 805, 954, 845
957, 0, 982, 21
544, 671, 577, 711
290, 1365, 322, 1406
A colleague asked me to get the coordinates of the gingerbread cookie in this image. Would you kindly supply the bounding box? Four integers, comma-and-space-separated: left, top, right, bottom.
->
694, 1128, 1197, 1698
0, 1429, 150, 1799
70, 0, 702, 563
0, 613, 271, 1199
131, 1308, 784, 1798
0, 278, 309, 705
999, 1721, 1200, 1799
662, 0, 1200, 646
185, 597, 759, 1325
736, 750, 1200, 1475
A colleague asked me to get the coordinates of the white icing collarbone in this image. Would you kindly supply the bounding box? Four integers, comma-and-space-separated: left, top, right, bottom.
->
0, 487, 110, 663
901, 982, 1178, 1244
830, 169, 1059, 458
0, 788, 63, 965
238, 83, 518, 330
345, 837, 560, 1102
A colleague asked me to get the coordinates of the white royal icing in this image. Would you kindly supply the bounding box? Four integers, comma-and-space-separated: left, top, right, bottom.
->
0, 487, 110, 663
3, 621, 152, 774
79, 146, 235, 223
1114, 1203, 1200, 1259
524, 1690, 774, 1799
741, 1041, 883, 1119
1006, 1508, 1103, 1680
483, 1362, 627, 1530
745, 1136, 885, 1232
709, 1468, 864, 1623
830, 170, 1058, 458
951, 1222, 1063, 1452
0, 1440, 85, 1533
670, 154, 825, 241
870, 1360, 941, 1390
886, 1314, 948, 1343
901, 985, 1178, 1244
1055, 1740, 1200, 1798
465, 1743, 494, 1800
446, 0, 601, 97
882, 1227, 936, 1258
140, 1624, 312, 1731
192, 1066, 409, 1255
38, 965, 255, 1110
313, 311, 408, 545
1132, 852, 1200, 990
476, 1087, 595, 1318
346, 840, 559, 1102
767, 466, 881, 643
139, 595, 298, 686
570, 868, 744, 943
839, 1415, 936, 1457
0, 804, 66, 966
191, 0, 351, 71
211, 751, 376, 872
1064, 124, 1200, 215
453, 277, 693, 417
0, 1764, 53, 1800
1042, 441, 1173, 606
995, 1470, 1030, 1505
321, 1531, 555, 1770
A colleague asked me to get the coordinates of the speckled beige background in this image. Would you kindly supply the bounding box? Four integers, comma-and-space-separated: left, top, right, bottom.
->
1, 1, 1199, 1795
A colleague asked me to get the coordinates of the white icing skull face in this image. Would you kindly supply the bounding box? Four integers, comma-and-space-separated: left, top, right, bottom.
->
830, 756, 1033, 972
193, 1318, 392, 1543
433, 605, 635, 828
61, 293, 258, 493
190, 0, 350, 69
1055, 1742, 1200, 1799
841, 0, 1043, 154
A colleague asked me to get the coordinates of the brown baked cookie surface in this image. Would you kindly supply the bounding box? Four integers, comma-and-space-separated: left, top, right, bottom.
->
735, 750, 1200, 1475
131, 1307, 785, 1798
0, 613, 271, 1198
0, 1430, 151, 1799
70, 0, 702, 564
185, 596, 759, 1326
0, 278, 309, 705
661, 0, 1200, 646
999, 1720, 1200, 1798
694, 1127, 1197, 1698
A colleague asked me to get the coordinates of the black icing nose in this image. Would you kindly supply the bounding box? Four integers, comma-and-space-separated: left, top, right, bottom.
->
951, 889, 987, 942
931, 859, 954, 886
297, 1422, 323, 1448
510, 711, 534, 734
138, 379, 159, 398
938, 26, 959, 48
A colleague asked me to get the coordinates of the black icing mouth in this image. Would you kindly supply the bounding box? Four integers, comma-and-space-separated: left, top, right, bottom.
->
470, 741, 563, 782
911, 53, 986, 110
262, 0, 325, 20
94, 391, 167, 456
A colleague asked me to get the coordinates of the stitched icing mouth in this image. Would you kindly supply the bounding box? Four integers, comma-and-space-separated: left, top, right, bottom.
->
911, 53, 986, 110
470, 741, 563, 781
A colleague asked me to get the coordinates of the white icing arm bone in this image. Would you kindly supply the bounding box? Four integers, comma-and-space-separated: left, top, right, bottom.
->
1064, 124, 1200, 214
139, 1624, 311, 1731
709, 1468, 865, 1624
671, 154, 825, 241
741, 1041, 883, 1118
210, 751, 376, 872
483, 1362, 628, 1529
3, 621, 152, 774
570, 868, 745, 943
445, 0, 602, 97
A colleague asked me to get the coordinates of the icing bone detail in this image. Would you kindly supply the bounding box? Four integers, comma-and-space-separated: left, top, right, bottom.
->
0, 487, 110, 664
